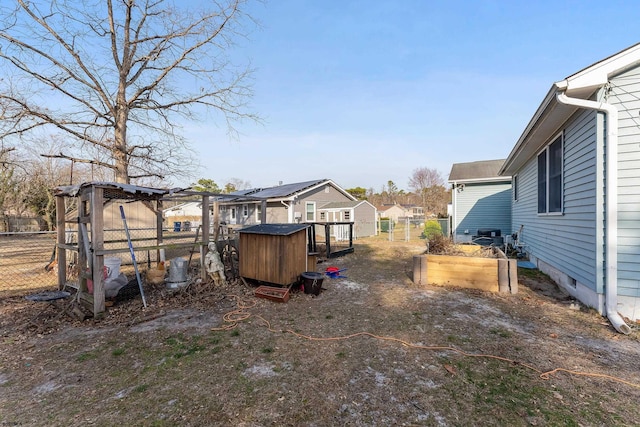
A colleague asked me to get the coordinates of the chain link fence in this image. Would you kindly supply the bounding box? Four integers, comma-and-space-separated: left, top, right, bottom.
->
0, 232, 59, 295
1, 218, 450, 296
377, 217, 450, 243
0, 227, 238, 297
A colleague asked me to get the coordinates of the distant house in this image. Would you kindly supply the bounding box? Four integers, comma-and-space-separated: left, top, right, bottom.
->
375, 204, 408, 222
499, 43, 640, 332
163, 201, 203, 230
219, 179, 377, 237
401, 204, 424, 219
448, 159, 511, 243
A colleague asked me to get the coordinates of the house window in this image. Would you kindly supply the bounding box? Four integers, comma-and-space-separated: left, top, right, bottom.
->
256, 204, 262, 222
219, 205, 226, 213
344, 211, 351, 221
320, 212, 326, 221
538, 133, 563, 214
513, 175, 518, 202
305, 202, 316, 221
242, 204, 248, 217
231, 207, 236, 220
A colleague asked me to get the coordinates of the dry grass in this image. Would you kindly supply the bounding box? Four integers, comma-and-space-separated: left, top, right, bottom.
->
1, 237, 639, 426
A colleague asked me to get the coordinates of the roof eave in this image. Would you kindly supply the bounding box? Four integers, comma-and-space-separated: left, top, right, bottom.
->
501, 43, 640, 176
449, 176, 511, 185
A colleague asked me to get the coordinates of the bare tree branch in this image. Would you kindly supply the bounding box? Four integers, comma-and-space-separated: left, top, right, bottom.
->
0, 0, 259, 184
41, 152, 114, 169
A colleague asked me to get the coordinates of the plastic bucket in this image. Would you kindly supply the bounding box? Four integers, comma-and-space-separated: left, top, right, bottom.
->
104, 257, 121, 280
301, 271, 324, 296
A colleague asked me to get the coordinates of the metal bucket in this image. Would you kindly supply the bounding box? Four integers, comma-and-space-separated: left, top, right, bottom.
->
168, 257, 188, 283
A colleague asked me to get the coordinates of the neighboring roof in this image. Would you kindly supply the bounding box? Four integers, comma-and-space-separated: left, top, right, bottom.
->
319, 200, 373, 209
227, 179, 356, 202
251, 179, 326, 198
448, 159, 509, 183
500, 42, 640, 176
230, 188, 261, 197
375, 204, 406, 211
163, 201, 202, 212
238, 224, 309, 236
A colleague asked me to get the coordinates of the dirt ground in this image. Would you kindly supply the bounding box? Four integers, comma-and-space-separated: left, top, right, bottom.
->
1, 238, 639, 426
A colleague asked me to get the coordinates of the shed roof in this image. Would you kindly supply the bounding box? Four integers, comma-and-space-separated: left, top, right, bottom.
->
448, 159, 509, 183
55, 181, 182, 200
239, 223, 309, 236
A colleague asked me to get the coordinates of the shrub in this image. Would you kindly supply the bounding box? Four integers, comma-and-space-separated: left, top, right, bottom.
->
423, 220, 452, 254
422, 220, 442, 240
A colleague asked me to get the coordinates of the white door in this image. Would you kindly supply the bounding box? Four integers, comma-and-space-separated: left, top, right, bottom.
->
230, 207, 237, 225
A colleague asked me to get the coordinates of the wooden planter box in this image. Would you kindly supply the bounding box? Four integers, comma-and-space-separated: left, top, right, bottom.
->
255, 285, 290, 303
412, 254, 517, 294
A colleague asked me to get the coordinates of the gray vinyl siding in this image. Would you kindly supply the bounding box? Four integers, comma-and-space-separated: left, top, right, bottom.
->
609, 67, 640, 297
265, 202, 289, 223
354, 202, 376, 237
512, 108, 601, 292
454, 181, 511, 238
293, 183, 354, 222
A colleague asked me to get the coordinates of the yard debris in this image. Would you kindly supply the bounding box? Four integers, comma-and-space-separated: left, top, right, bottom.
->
443, 364, 457, 376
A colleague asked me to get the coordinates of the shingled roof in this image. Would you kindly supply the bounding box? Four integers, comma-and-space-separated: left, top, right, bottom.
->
448, 159, 509, 183
227, 179, 355, 201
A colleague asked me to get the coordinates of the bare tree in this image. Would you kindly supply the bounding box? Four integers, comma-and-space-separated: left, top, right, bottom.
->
408, 167, 448, 216
224, 177, 251, 193
0, 0, 258, 184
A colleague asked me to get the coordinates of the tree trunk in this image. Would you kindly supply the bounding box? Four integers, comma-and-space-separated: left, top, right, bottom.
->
114, 98, 129, 184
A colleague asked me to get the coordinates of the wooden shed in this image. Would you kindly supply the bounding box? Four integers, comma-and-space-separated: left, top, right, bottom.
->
238, 223, 312, 286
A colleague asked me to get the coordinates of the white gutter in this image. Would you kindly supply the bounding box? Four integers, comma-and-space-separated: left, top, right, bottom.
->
452, 181, 457, 241
556, 90, 631, 334
280, 200, 293, 223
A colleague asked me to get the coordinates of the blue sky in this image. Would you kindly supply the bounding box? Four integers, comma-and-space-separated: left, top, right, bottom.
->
183, 0, 639, 192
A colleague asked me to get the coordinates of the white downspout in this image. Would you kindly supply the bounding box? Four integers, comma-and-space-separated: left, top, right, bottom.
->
280, 200, 292, 223
556, 90, 631, 334
452, 181, 457, 243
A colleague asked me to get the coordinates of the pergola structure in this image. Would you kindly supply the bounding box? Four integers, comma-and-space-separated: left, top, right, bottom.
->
54, 182, 214, 318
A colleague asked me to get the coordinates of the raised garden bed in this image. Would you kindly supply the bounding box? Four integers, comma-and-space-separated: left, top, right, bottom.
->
412, 246, 517, 294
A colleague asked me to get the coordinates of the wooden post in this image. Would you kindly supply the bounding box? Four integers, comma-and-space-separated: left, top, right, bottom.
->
325, 223, 331, 257
261, 199, 267, 223
508, 259, 518, 294
201, 195, 211, 280
498, 259, 509, 293
212, 198, 219, 243
413, 254, 428, 285
78, 196, 89, 296
56, 195, 67, 290
155, 198, 163, 263
90, 187, 105, 318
